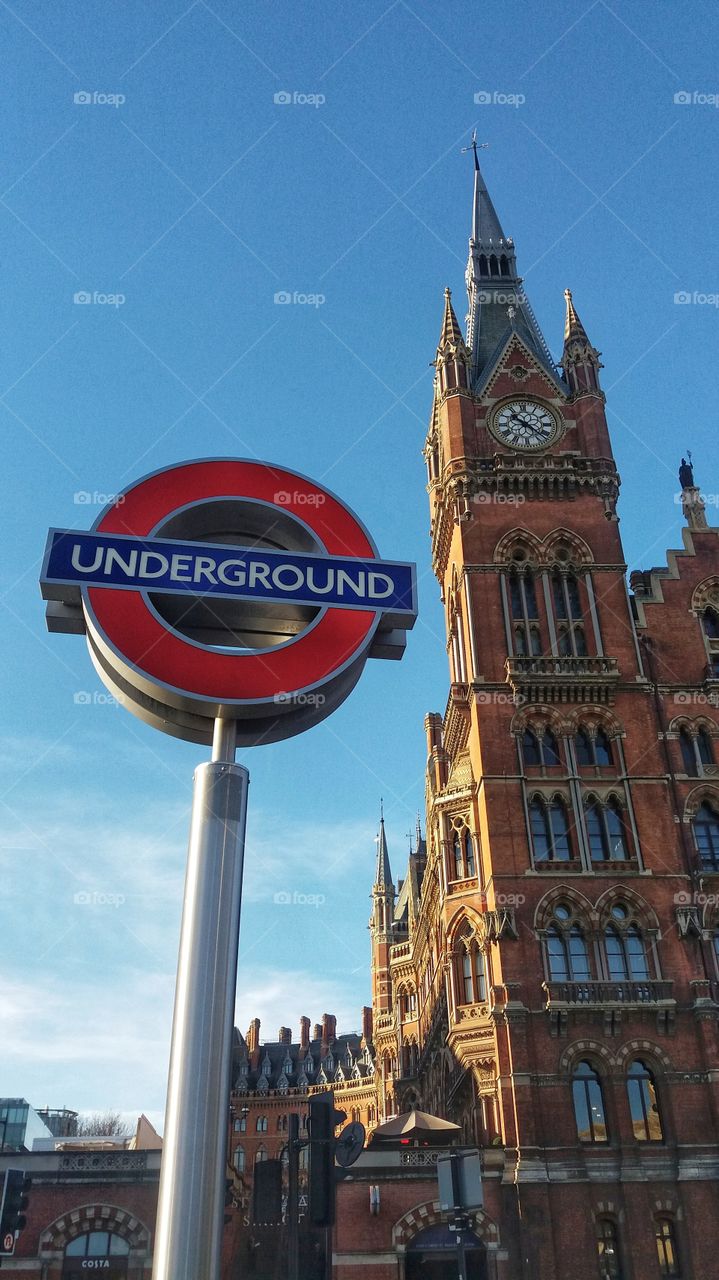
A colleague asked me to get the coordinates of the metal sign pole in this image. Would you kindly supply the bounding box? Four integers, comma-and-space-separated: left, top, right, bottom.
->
152, 718, 249, 1280
287, 1113, 300, 1280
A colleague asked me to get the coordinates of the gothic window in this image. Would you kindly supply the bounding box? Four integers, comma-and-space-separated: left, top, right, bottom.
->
627, 1060, 663, 1141
450, 822, 476, 880
523, 727, 561, 768
576, 727, 613, 767
456, 926, 487, 1005
551, 571, 589, 657
509, 567, 543, 657
529, 796, 573, 862
546, 908, 591, 981
585, 797, 629, 861
680, 729, 697, 776
489, 254, 499, 276
234, 1145, 245, 1172
255, 1146, 267, 1163
698, 728, 713, 765
572, 1060, 608, 1143
603, 906, 650, 980
596, 1218, 623, 1279
256, 1115, 268, 1133
655, 1218, 681, 1277
703, 607, 719, 639
500, 254, 510, 276
692, 802, 719, 870
478, 253, 488, 276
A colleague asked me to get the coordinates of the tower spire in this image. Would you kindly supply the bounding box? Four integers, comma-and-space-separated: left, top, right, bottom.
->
375, 805, 393, 890
463, 144, 556, 391
561, 288, 603, 396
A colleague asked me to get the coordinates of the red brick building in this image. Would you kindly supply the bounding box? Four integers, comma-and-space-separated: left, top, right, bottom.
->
352, 144, 719, 1279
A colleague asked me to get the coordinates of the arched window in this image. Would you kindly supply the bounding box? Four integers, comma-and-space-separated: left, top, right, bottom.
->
234, 1145, 245, 1172
529, 797, 572, 862
509, 568, 542, 657
572, 1060, 608, 1143
698, 728, 713, 765
478, 253, 488, 276
256, 1115, 268, 1133
604, 908, 650, 981
692, 802, 719, 870
586, 798, 629, 861
255, 1146, 267, 1163
500, 254, 510, 276
655, 1217, 680, 1277
489, 254, 499, 276
546, 922, 591, 981
596, 1218, 623, 1279
576, 727, 613, 767
65, 1233, 130, 1258
523, 728, 561, 767
456, 928, 487, 1005
680, 729, 698, 776
453, 829, 463, 879
463, 829, 475, 877
702, 607, 719, 638
627, 1060, 663, 1141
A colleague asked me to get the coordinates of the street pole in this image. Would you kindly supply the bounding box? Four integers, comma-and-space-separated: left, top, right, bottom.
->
288, 1113, 300, 1280
152, 718, 249, 1280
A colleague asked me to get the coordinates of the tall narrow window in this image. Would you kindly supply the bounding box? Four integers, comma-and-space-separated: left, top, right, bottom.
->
453, 830, 463, 879
458, 937, 486, 1005
604, 916, 649, 981
697, 728, 713, 766
627, 1060, 663, 1141
552, 572, 587, 656
546, 924, 590, 981
597, 1219, 623, 1279
575, 728, 594, 766
509, 568, 542, 657
586, 799, 629, 861
595, 729, 612, 766
523, 728, 561, 767
530, 798, 572, 862
692, 802, 719, 870
474, 948, 487, 1002
577, 724, 616, 768
680, 729, 697, 776
572, 1060, 608, 1143
234, 1146, 245, 1172
523, 728, 542, 765
463, 829, 475, 877
655, 1218, 680, 1277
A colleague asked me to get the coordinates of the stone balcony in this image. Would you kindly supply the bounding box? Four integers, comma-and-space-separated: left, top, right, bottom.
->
543, 979, 675, 1035
505, 654, 620, 704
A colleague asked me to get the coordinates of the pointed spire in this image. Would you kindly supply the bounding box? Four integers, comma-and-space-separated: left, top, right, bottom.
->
375, 803, 393, 890
439, 287, 464, 348
463, 145, 557, 391
564, 288, 589, 342
561, 287, 603, 396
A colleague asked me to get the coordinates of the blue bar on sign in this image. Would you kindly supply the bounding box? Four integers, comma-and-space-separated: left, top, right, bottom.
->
40, 529, 417, 617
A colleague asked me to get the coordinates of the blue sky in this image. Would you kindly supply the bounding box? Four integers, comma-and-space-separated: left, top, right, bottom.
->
1, 0, 718, 1130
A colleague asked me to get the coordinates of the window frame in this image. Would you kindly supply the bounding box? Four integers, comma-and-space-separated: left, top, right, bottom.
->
572, 1059, 609, 1145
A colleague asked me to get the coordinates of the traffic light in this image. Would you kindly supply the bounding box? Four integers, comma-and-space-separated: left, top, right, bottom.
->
0, 1169, 31, 1256
252, 1159, 283, 1225
308, 1091, 346, 1227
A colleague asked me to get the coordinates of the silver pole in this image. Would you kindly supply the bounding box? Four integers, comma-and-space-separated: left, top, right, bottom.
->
153, 719, 249, 1280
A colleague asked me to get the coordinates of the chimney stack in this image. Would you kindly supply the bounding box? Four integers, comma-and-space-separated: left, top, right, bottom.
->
279, 1027, 292, 1046
321, 1013, 337, 1056
300, 1016, 310, 1050
313, 1023, 322, 1042
246, 1018, 260, 1053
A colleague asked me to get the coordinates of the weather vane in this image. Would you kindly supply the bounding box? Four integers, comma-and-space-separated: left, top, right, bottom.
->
461, 129, 489, 166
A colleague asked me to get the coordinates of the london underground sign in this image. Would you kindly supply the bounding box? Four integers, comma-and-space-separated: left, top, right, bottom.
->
40, 457, 416, 1280
41, 458, 416, 746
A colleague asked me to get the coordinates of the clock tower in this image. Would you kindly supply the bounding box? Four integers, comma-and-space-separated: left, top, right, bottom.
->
371, 146, 719, 1279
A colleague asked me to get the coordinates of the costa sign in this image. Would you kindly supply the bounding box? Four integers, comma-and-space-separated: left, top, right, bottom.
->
41, 458, 417, 746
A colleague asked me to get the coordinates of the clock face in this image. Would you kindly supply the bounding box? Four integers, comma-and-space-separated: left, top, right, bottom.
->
491, 399, 559, 450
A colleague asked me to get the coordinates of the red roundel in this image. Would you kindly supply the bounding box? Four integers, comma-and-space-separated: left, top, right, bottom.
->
85, 460, 378, 706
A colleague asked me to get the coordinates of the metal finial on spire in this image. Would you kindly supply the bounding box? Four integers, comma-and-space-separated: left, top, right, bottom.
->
461, 129, 489, 171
